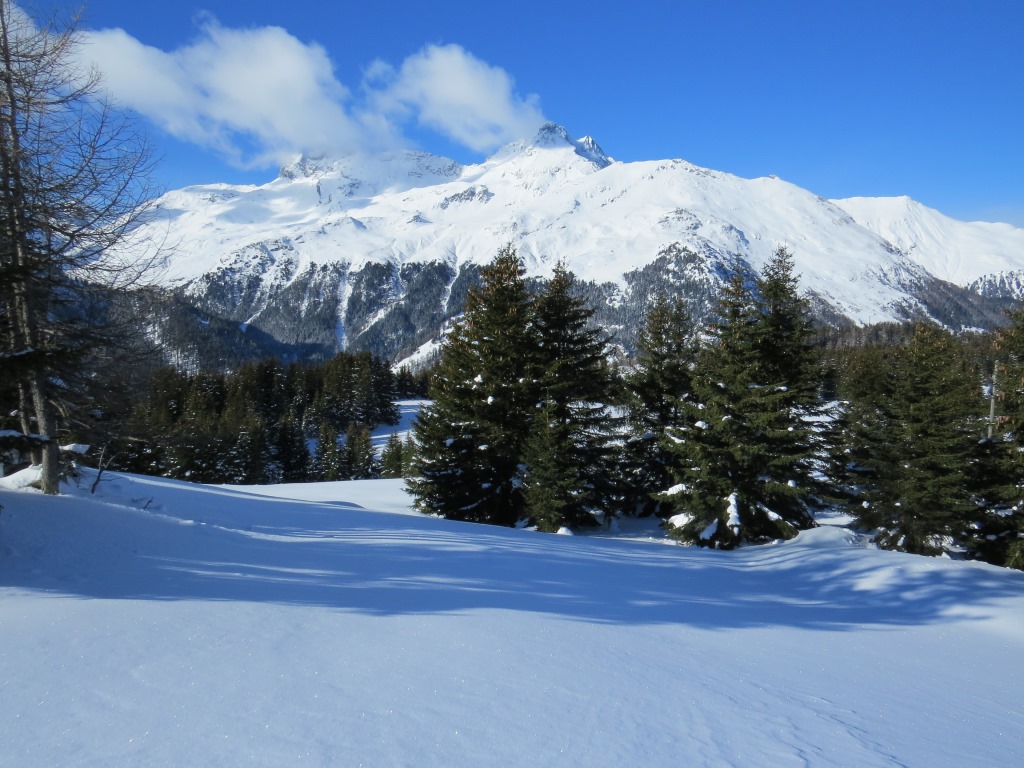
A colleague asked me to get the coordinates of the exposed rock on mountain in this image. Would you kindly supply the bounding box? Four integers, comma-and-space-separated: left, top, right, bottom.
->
132, 123, 1024, 366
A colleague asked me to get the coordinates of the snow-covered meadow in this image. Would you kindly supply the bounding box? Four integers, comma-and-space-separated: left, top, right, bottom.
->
1, 470, 1022, 767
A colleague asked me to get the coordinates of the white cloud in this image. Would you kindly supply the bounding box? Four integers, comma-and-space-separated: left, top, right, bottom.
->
81, 21, 545, 169
82, 19, 380, 168
367, 44, 546, 153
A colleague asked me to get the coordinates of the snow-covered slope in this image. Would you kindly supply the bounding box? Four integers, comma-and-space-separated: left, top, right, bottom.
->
137, 123, 1024, 361
833, 195, 1024, 287
2, 472, 1023, 766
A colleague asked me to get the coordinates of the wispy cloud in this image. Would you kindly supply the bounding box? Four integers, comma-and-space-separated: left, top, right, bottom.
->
81, 19, 545, 169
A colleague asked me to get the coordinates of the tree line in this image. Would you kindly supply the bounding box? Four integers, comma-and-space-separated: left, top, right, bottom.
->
408, 245, 1024, 569
83, 353, 424, 485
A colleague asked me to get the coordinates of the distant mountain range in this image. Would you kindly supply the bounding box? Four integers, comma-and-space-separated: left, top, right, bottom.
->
132, 122, 1024, 367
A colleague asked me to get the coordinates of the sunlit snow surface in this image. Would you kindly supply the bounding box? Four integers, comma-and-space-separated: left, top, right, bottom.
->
2, 471, 1023, 767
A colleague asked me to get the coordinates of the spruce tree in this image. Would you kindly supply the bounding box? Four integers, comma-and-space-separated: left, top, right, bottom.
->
622, 295, 698, 516
932, 316, 1024, 565
402, 434, 417, 478
522, 401, 579, 531
845, 323, 983, 555
663, 253, 821, 549
990, 309, 1024, 567
315, 423, 344, 481
523, 263, 616, 529
274, 413, 310, 483
223, 415, 270, 485
751, 247, 835, 514
379, 433, 406, 478
342, 424, 377, 480
408, 245, 536, 525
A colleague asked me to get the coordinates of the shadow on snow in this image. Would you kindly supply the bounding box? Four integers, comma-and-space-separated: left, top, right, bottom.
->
2, 471, 1022, 632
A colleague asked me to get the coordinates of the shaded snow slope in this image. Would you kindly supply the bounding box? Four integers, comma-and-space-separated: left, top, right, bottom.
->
2, 472, 1023, 767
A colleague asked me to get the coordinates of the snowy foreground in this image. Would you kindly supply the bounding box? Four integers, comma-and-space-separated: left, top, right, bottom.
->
2, 472, 1023, 767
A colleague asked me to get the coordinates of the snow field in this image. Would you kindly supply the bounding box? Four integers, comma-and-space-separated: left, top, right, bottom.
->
1, 470, 1023, 767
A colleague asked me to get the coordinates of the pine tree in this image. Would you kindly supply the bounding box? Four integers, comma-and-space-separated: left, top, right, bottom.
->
379, 432, 406, 478
408, 245, 536, 525
663, 253, 821, 549
342, 424, 377, 480
523, 263, 616, 529
522, 401, 578, 531
273, 413, 310, 483
622, 295, 697, 516
845, 323, 983, 555
315, 423, 344, 481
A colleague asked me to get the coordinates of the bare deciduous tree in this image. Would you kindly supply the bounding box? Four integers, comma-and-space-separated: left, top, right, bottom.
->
0, 1, 158, 493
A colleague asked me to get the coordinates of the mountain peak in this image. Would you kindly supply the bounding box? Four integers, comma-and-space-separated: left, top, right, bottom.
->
531, 121, 574, 147
487, 122, 611, 169
278, 153, 337, 180
574, 135, 612, 168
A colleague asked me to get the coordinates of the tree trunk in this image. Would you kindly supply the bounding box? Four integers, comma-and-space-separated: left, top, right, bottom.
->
30, 375, 60, 494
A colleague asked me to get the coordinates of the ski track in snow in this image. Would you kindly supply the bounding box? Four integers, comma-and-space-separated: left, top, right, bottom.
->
1, 469, 1023, 767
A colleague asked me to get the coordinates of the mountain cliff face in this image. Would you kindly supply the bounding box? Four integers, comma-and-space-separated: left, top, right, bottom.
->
137, 123, 1024, 366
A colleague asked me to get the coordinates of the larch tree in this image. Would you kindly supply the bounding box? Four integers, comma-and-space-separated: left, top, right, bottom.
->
0, 2, 157, 493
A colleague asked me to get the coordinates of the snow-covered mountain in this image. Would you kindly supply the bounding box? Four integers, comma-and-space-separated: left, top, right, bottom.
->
138, 123, 1024, 363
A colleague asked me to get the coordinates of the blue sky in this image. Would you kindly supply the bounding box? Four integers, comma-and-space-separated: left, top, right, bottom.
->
65, 0, 1024, 225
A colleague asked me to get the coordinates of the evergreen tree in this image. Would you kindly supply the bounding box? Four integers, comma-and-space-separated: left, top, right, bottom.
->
622, 295, 698, 516
752, 247, 837, 510
845, 323, 983, 555
663, 252, 821, 549
523, 263, 616, 529
273, 413, 310, 483
223, 415, 270, 485
402, 434, 418, 478
522, 401, 579, 531
365, 354, 400, 427
380, 432, 406, 478
963, 311, 1024, 566
315, 423, 344, 481
342, 424, 377, 480
408, 245, 537, 525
